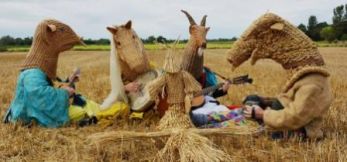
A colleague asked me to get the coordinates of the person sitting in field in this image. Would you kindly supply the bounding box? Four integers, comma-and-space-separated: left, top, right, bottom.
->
3, 19, 93, 127
99, 21, 157, 122
178, 10, 233, 125
2, 20, 125, 128
187, 67, 238, 127
227, 13, 333, 139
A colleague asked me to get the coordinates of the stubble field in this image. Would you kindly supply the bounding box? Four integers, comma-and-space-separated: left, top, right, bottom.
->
0, 48, 347, 161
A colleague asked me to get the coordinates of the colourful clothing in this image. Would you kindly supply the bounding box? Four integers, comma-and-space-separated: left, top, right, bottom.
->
192, 108, 247, 128
5, 68, 70, 128
198, 67, 226, 98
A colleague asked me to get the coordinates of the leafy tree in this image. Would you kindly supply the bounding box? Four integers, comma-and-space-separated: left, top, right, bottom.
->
298, 24, 308, 34
320, 26, 336, 42
0, 35, 16, 46
332, 4, 347, 40
146, 36, 156, 44
156, 35, 167, 43
333, 5, 345, 24
308, 16, 318, 31
307, 16, 324, 41
341, 34, 347, 41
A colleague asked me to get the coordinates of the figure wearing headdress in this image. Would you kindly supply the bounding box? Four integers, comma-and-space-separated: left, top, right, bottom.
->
4, 19, 86, 127
227, 13, 333, 139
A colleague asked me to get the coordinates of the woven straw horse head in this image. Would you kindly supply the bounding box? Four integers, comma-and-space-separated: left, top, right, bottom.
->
101, 20, 150, 109
107, 20, 150, 81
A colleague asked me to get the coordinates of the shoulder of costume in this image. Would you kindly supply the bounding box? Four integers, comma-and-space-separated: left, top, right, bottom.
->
283, 66, 330, 92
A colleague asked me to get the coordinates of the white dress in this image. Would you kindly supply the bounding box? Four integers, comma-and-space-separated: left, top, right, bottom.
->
191, 96, 229, 115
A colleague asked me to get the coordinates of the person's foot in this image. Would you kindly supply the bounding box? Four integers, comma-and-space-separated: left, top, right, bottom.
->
78, 116, 98, 127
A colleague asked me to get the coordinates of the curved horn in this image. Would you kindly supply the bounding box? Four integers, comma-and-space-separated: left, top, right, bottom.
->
200, 15, 207, 26
181, 10, 196, 25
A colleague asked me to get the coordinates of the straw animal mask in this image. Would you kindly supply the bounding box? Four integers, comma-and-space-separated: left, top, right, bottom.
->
22, 19, 84, 79
107, 20, 150, 81
227, 13, 325, 70
181, 10, 210, 79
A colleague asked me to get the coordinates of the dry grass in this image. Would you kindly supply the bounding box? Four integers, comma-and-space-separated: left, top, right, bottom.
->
1, 48, 347, 161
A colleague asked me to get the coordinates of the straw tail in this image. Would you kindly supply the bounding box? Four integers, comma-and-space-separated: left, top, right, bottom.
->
100, 35, 128, 109
157, 104, 193, 130
154, 131, 233, 162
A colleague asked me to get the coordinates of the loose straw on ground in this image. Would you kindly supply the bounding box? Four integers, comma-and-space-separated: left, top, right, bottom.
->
88, 40, 263, 162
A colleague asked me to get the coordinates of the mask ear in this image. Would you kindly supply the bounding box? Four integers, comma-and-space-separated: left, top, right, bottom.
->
124, 20, 132, 29
42, 24, 56, 45
189, 25, 195, 34
47, 24, 57, 32
270, 23, 284, 30
107, 26, 118, 34
206, 27, 210, 32
250, 48, 259, 65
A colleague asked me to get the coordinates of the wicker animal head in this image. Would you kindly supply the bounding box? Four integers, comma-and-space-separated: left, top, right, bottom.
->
181, 10, 210, 79
22, 19, 84, 79
107, 20, 150, 81
227, 13, 325, 70
181, 10, 210, 49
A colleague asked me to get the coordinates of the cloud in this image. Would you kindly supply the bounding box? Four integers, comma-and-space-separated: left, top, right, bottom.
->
0, 0, 345, 39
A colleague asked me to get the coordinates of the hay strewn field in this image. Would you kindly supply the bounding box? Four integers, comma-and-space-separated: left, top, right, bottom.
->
1, 48, 347, 161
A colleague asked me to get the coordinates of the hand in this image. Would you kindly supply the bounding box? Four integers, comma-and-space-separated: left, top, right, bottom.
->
69, 75, 80, 83
60, 85, 75, 97
243, 105, 264, 120
125, 82, 140, 93
221, 81, 230, 92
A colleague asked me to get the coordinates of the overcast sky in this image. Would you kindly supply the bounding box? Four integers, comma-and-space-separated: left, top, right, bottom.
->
0, 0, 346, 39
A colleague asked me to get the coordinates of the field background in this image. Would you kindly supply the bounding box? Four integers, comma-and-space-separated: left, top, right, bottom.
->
3, 41, 347, 52
0, 48, 347, 161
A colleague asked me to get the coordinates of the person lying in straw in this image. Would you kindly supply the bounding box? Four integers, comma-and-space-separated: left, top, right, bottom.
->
187, 74, 254, 128
2, 19, 101, 128
227, 13, 333, 140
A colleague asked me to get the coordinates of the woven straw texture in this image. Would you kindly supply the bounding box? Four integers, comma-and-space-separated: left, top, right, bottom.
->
109, 21, 150, 82
22, 19, 82, 79
227, 13, 325, 70
283, 66, 330, 92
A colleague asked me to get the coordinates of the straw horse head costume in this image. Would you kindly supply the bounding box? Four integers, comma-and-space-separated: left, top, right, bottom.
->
23, 19, 85, 80
107, 20, 150, 82
227, 13, 332, 139
101, 20, 151, 109
180, 10, 210, 79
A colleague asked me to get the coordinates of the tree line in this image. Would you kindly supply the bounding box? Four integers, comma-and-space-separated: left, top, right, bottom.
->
298, 4, 347, 42
1, 4, 346, 48
0, 35, 237, 48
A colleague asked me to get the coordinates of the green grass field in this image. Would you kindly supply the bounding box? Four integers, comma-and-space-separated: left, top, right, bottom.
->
2, 41, 347, 52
